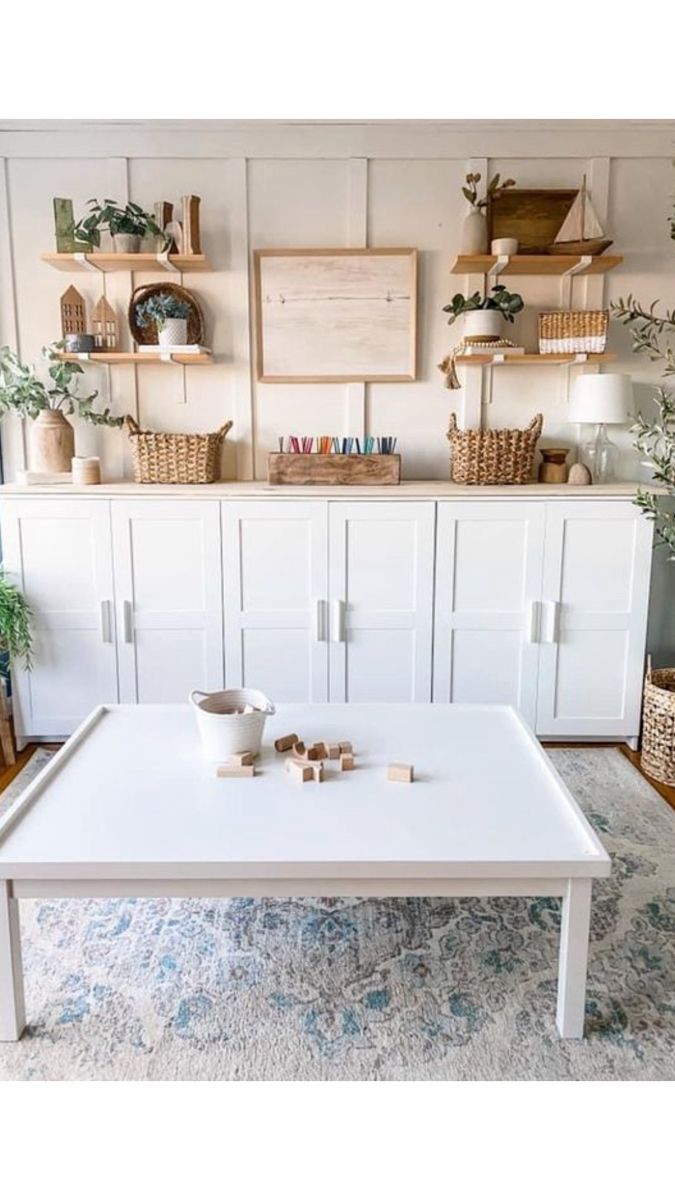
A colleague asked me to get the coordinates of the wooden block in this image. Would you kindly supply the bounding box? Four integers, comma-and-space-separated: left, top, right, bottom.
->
312, 742, 328, 759
224, 751, 253, 767
294, 742, 318, 761
216, 764, 255, 778
327, 743, 341, 759
338, 741, 353, 755
267, 453, 401, 487
274, 732, 299, 753
286, 758, 313, 782
340, 753, 355, 772
387, 762, 414, 783
312, 761, 324, 782
291, 740, 306, 758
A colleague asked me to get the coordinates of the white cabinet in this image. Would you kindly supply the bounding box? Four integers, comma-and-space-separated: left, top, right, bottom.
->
111, 501, 223, 703
433, 502, 545, 726
1, 499, 118, 739
328, 502, 435, 701
536, 501, 653, 739
222, 501, 328, 701
0, 491, 654, 743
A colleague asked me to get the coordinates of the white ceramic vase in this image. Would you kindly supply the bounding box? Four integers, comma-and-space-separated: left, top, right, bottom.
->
112, 233, 141, 253
463, 310, 503, 341
460, 209, 488, 253
158, 318, 188, 347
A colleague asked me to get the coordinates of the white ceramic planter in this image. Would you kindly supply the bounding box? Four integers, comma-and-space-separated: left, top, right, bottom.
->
158, 318, 188, 346
112, 233, 141, 253
463, 310, 504, 340
460, 209, 488, 253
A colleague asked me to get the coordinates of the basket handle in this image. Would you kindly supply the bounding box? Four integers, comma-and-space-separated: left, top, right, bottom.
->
446, 413, 458, 441
216, 420, 234, 441
528, 413, 544, 435
124, 414, 141, 436
646, 654, 653, 682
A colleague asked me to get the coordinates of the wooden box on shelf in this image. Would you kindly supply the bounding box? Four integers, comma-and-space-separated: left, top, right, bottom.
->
267, 453, 401, 486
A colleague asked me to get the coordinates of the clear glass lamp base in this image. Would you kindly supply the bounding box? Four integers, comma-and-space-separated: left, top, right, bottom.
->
579, 423, 618, 484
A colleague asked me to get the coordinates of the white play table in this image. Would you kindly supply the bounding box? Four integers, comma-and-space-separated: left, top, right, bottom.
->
0, 703, 610, 1042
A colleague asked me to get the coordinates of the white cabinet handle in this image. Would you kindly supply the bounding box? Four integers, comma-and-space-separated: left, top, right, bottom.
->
331, 599, 346, 643
99, 600, 113, 644
313, 599, 328, 642
525, 600, 540, 643
121, 600, 134, 643
543, 600, 562, 644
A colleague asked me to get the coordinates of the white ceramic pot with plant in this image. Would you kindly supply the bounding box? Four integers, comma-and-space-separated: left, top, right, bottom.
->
135, 292, 192, 347
442, 284, 525, 343
0, 345, 123, 474
459, 171, 517, 254
70, 199, 168, 255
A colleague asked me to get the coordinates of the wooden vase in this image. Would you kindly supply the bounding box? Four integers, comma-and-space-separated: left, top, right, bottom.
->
538, 447, 569, 484
29, 409, 75, 474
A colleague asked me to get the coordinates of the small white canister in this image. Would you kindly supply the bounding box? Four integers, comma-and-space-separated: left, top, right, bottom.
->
189, 687, 275, 760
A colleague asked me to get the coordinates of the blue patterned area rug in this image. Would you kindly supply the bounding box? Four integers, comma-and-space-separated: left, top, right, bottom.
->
0, 747, 674, 1081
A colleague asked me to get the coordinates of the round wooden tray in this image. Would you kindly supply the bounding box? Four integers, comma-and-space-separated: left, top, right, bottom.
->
128, 282, 204, 345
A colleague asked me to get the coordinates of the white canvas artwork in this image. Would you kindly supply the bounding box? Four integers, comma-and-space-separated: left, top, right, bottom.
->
254, 249, 417, 381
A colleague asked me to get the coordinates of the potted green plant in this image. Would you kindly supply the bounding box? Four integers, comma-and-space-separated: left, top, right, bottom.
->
460, 172, 517, 254
0, 569, 33, 673
0, 345, 124, 473
71, 199, 167, 253
135, 292, 192, 347
442, 284, 524, 340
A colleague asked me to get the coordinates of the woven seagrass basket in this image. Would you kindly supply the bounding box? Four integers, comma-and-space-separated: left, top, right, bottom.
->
125, 416, 232, 484
538, 310, 608, 354
447, 413, 543, 485
641, 658, 675, 786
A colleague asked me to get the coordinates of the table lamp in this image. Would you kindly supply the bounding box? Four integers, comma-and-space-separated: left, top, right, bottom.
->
568, 373, 632, 483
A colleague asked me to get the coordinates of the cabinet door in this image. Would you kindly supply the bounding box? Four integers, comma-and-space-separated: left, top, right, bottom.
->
112, 501, 223, 703
328, 502, 435, 702
1, 499, 118, 738
536, 501, 653, 738
433, 502, 545, 725
222, 501, 328, 702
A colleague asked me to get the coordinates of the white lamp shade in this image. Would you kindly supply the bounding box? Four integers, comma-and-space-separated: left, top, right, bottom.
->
568, 373, 632, 425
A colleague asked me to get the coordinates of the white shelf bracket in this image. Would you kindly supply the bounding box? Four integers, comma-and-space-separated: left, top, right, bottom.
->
488, 254, 509, 280
156, 251, 181, 274
73, 253, 104, 273
560, 255, 593, 309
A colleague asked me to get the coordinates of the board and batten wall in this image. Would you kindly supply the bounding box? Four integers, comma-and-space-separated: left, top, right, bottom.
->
0, 120, 673, 658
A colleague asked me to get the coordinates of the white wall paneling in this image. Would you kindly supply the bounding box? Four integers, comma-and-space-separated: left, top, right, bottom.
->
0, 122, 673, 659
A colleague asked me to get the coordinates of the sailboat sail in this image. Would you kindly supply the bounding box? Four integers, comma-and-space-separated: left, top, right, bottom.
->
554, 188, 605, 243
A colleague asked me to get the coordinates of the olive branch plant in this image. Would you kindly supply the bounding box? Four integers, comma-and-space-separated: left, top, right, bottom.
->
611, 199, 675, 555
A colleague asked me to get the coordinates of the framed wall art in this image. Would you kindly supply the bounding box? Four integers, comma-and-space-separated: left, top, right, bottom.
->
487, 188, 578, 253
253, 247, 417, 382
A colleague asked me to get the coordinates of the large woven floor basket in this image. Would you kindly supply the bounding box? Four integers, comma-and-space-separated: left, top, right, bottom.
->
641, 662, 675, 786
447, 413, 543, 485
125, 416, 232, 484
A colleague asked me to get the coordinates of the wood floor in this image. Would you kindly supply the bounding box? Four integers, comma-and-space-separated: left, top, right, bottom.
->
1, 734, 674, 812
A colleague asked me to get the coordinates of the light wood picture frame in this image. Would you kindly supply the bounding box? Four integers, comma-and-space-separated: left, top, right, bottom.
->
254, 247, 418, 382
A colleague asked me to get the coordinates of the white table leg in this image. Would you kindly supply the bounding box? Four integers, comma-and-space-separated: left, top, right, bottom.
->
556, 877, 592, 1038
0, 880, 25, 1041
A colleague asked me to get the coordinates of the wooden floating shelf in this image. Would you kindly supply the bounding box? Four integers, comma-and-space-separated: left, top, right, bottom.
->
455, 352, 616, 366
41, 252, 211, 273
55, 351, 213, 366
451, 254, 623, 277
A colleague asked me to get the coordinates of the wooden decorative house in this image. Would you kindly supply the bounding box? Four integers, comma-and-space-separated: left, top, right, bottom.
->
90, 296, 118, 350
60, 285, 87, 336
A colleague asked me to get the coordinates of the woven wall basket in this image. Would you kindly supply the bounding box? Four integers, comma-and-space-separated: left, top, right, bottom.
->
447, 413, 543, 485
125, 416, 232, 484
641, 660, 675, 786
538, 310, 608, 354
128, 283, 204, 346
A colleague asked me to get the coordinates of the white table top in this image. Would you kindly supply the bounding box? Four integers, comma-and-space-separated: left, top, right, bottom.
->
0, 704, 610, 880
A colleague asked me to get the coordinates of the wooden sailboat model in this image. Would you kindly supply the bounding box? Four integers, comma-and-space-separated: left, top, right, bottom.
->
547, 175, 612, 256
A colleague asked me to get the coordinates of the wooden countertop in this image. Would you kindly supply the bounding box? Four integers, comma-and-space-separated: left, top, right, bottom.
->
0, 480, 654, 500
